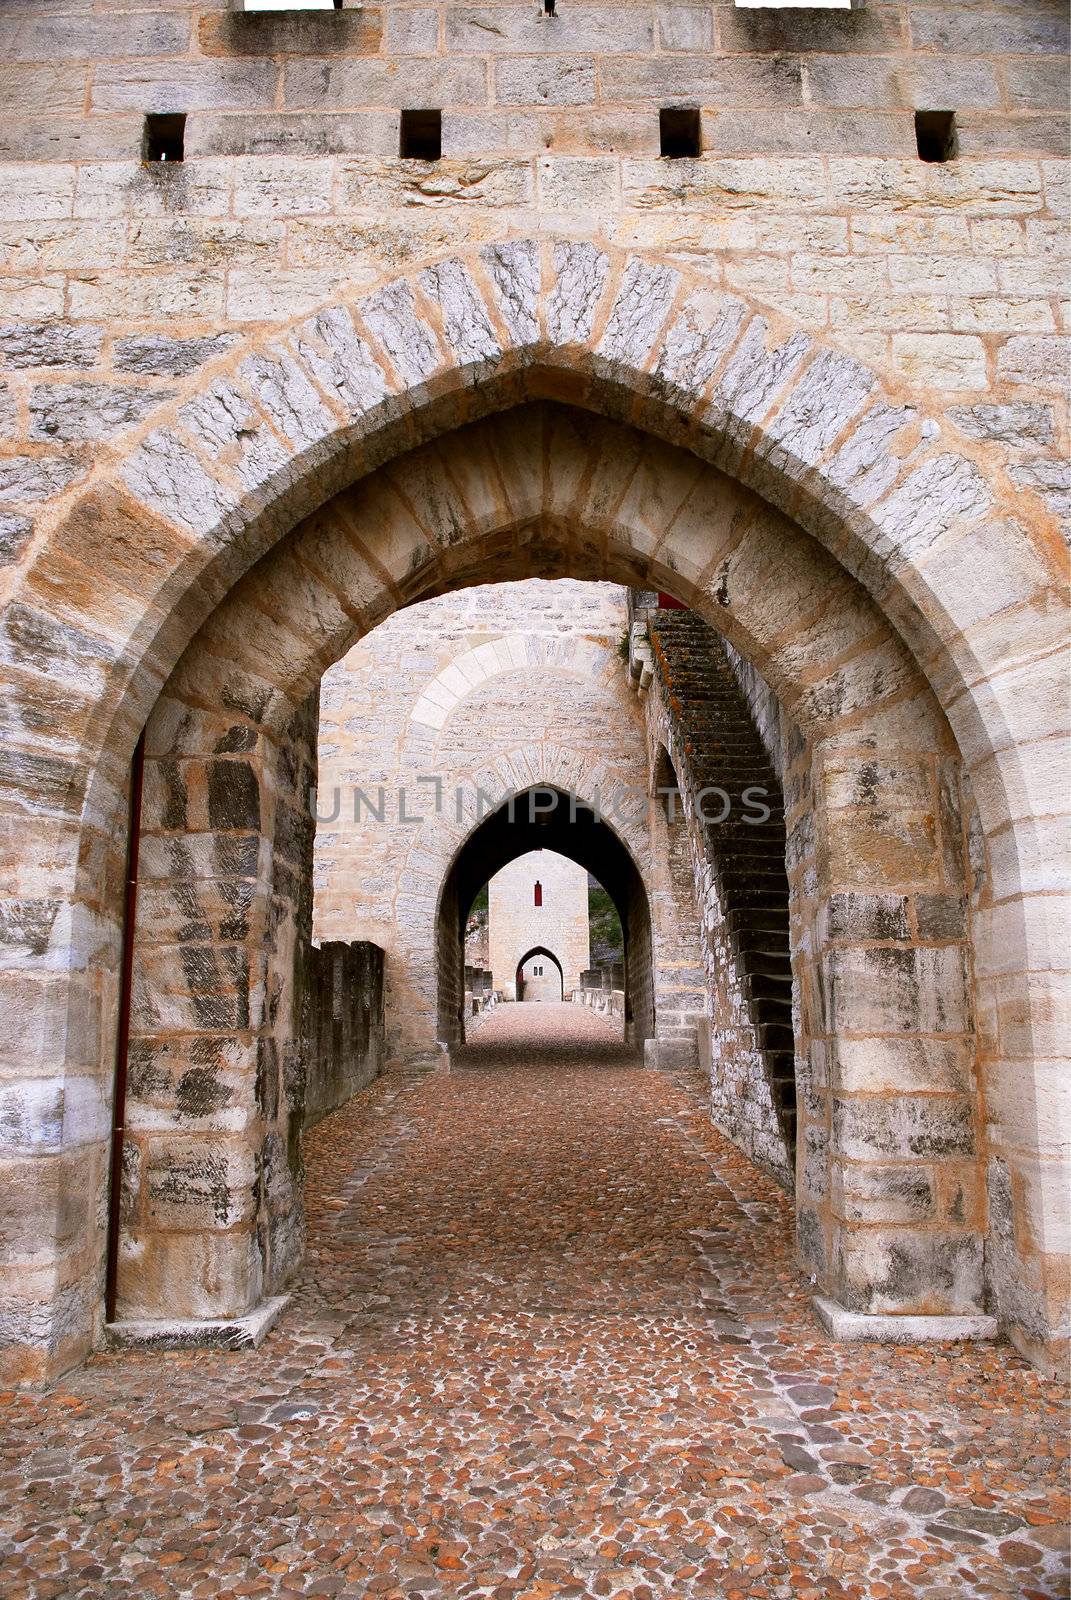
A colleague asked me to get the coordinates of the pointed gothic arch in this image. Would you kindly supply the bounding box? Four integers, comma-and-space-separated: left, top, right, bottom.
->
0, 240, 1064, 1383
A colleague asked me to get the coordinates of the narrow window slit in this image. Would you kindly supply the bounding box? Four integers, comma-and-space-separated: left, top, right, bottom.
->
915, 110, 957, 164
143, 113, 185, 164
660, 107, 701, 160
400, 109, 442, 161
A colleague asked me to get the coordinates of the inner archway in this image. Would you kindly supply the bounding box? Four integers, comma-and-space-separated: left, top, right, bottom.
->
516, 948, 565, 1004
436, 783, 656, 1055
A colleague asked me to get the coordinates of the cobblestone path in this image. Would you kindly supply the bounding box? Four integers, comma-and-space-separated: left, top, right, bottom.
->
2, 1003, 1067, 1600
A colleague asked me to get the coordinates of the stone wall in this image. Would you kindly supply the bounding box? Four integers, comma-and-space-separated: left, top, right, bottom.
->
487, 848, 590, 999
642, 608, 797, 1185
303, 939, 385, 1128
0, 0, 1066, 1379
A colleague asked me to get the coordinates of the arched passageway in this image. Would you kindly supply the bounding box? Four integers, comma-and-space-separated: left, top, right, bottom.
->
515, 948, 564, 1004
436, 784, 655, 1052
1, 245, 1064, 1382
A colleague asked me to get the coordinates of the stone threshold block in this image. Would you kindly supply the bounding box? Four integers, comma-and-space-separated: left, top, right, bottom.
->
812, 1295, 998, 1345
106, 1295, 290, 1353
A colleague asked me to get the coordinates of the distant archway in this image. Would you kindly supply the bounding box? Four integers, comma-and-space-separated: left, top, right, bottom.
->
515, 947, 565, 1003
436, 784, 655, 1053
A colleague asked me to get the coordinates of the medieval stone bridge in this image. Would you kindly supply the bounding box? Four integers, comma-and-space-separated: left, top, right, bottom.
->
0, 0, 1067, 1592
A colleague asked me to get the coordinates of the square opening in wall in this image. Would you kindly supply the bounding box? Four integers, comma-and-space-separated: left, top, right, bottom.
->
915, 110, 957, 163
400, 109, 442, 161
143, 113, 185, 163
660, 107, 701, 160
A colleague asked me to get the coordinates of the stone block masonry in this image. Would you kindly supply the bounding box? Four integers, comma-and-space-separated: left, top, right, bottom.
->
0, 0, 1066, 1385
488, 849, 590, 1000
303, 939, 385, 1128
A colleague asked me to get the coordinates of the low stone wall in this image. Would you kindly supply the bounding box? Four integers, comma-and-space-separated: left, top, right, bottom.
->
576, 968, 625, 1026
304, 941, 385, 1129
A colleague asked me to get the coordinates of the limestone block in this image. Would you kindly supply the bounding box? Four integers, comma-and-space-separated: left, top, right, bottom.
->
757, 348, 874, 482
239, 350, 337, 450
0, 275, 65, 319
832, 1162, 937, 1226
538, 156, 619, 217
0, 64, 88, 117
419, 259, 501, 365
480, 240, 540, 347
233, 155, 335, 217
826, 939, 971, 1038
996, 334, 1071, 387
0, 163, 70, 222
0, 14, 188, 61
227, 268, 342, 323
29, 382, 170, 444
92, 60, 278, 114
657, 6, 714, 52
68, 270, 225, 321
198, 10, 383, 58
0, 513, 32, 568
494, 58, 596, 107
457, 7, 653, 52
116, 1227, 263, 1322
120, 429, 236, 539
947, 402, 1055, 450
604, 56, 803, 107
358, 279, 444, 388
832, 1224, 986, 1317
653, 290, 747, 402
908, 9, 1068, 57
284, 59, 488, 110
0, 456, 86, 505
597, 257, 680, 371
387, 9, 440, 55
829, 1036, 972, 1096
112, 333, 237, 379
872, 450, 993, 565
0, 321, 103, 369
890, 332, 988, 391
291, 307, 389, 421
547, 240, 609, 346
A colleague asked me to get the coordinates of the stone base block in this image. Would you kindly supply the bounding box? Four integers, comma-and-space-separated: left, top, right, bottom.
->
106, 1295, 289, 1353
812, 1295, 998, 1344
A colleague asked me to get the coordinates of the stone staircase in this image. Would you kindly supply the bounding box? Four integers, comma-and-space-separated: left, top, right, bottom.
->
649, 608, 797, 1160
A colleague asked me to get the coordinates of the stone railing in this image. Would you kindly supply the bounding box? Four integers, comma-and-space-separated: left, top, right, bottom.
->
303, 941, 385, 1128
464, 966, 498, 1018
575, 964, 625, 1022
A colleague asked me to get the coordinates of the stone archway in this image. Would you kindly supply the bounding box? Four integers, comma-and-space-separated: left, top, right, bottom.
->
433, 782, 656, 1057
515, 948, 565, 1005
0, 242, 1064, 1382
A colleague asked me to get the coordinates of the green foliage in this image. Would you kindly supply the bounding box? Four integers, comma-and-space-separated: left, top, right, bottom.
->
588, 882, 624, 966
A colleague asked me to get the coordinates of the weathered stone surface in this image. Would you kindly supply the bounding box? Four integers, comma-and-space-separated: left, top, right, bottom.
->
480, 239, 540, 347
547, 241, 609, 346
29, 381, 171, 442
112, 333, 237, 378
597, 256, 680, 369
358, 279, 442, 387
0, 320, 102, 368
0, 456, 85, 504
292, 306, 389, 420
120, 429, 235, 537
419, 258, 500, 365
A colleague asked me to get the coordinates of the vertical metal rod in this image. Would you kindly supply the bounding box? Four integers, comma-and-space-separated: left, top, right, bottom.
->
104, 729, 146, 1325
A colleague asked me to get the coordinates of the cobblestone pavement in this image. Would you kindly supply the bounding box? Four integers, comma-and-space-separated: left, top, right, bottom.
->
2, 1003, 1067, 1600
